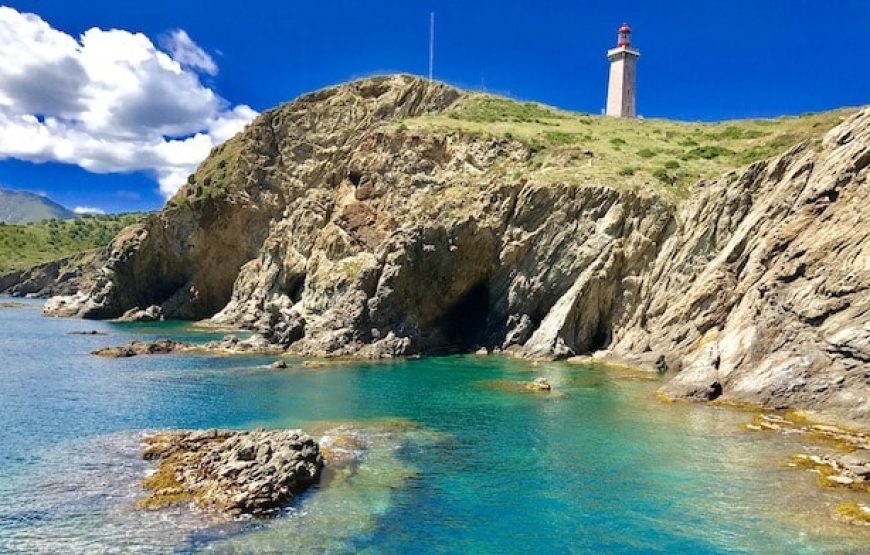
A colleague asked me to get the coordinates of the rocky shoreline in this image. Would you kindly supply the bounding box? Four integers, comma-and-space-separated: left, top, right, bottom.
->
741, 411, 870, 526
139, 429, 323, 516
23, 76, 866, 426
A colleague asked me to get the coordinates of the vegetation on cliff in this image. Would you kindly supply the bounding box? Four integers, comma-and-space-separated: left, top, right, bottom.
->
0, 213, 142, 273
402, 94, 855, 199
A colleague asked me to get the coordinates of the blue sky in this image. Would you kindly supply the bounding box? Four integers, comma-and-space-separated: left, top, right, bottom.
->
0, 0, 868, 213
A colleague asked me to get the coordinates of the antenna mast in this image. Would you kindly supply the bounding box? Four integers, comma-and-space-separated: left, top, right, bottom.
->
429, 12, 435, 80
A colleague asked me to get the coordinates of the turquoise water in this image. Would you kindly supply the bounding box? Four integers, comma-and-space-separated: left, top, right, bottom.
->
0, 299, 868, 553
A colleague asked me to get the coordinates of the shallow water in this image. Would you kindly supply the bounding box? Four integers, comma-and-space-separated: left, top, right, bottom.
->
0, 298, 867, 553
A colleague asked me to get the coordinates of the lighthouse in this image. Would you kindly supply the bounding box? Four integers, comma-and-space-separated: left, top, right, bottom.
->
606, 23, 640, 118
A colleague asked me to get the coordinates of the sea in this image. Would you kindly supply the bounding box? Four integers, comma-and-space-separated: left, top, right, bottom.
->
0, 298, 867, 553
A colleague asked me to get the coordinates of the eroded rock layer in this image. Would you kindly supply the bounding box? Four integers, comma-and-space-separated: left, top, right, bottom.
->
42, 75, 870, 423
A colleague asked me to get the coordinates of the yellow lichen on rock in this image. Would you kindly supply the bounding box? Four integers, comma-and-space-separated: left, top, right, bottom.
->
138, 453, 192, 510
834, 503, 870, 526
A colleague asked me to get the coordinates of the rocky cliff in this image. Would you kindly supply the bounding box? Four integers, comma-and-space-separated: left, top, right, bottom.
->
41, 75, 870, 424
0, 251, 101, 298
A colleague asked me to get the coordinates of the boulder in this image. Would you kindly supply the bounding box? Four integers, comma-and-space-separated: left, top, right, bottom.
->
116, 305, 163, 322
139, 429, 323, 515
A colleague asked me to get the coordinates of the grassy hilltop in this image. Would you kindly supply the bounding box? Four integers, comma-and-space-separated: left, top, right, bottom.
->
0, 213, 143, 273
2, 86, 857, 276
401, 94, 856, 199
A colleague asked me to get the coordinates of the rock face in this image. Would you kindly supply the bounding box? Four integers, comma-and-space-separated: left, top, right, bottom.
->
140, 429, 323, 515
0, 251, 101, 298
40, 75, 870, 424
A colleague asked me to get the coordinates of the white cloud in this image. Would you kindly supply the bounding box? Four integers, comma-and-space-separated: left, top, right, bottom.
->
160, 29, 218, 76
73, 206, 106, 215
0, 7, 257, 198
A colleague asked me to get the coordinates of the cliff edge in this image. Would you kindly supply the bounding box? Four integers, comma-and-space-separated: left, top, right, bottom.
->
41, 75, 870, 424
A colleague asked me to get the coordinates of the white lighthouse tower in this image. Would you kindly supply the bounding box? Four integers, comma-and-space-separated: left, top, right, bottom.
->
606, 23, 640, 118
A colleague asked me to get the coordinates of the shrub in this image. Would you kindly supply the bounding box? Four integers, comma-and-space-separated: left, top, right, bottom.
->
706, 126, 769, 140
610, 137, 627, 147
544, 131, 583, 146
681, 145, 734, 160
652, 168, 676, 184
663, 160, 680, 170
617, 166, 637, 176
636, 148, 657, 159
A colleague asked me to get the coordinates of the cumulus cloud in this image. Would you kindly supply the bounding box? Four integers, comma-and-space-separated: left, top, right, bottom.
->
160, 29, 218, 76
73, 206, 106, 215
0, 7, 257, 198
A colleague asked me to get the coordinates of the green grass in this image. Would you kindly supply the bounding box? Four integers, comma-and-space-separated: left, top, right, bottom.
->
399, 93, 855, 201
168, 136, 245, 206
544, 131, 588, 146
0, 213, 143, 273
446, 97, 566, 124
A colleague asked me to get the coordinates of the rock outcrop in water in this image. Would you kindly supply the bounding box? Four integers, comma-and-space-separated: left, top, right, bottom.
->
37, 75, 870, 425
140, 429, 323, 515
93, 334, 276, 358
93, 339, 182, 358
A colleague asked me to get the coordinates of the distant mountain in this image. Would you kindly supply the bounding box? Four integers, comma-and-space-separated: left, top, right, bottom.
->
0, 189, 75, 223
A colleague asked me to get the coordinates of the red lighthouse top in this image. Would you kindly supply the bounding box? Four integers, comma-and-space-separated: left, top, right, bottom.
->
617, 23, 632, 47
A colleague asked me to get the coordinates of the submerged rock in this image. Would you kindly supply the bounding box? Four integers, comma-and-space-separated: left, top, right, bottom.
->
747, 411, 870, 522
790, 452, 870, 492
526, 377, 552, 392
834, 502, 870, 526
139, 429, 323, 516
68, 329, 108, 335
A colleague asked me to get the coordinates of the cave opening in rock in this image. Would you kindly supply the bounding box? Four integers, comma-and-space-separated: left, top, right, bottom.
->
434, 282, 492, 353
588, 317, 613, 353
285, 274, 305, 304
137, 276, 187, 313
